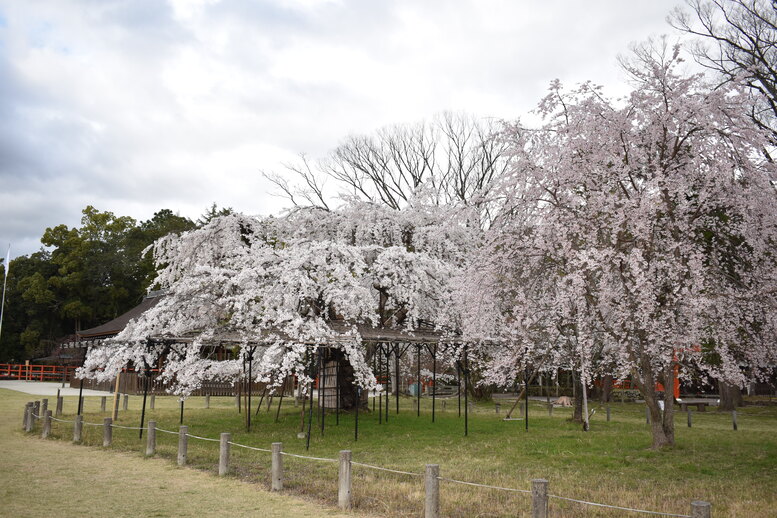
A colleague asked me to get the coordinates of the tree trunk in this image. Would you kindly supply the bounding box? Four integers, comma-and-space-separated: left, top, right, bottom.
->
632, 363, 674, 449
600, 374, 614, 404
572, 372, 583, 423
718, 381, 743, 411
327, 349, 366, 411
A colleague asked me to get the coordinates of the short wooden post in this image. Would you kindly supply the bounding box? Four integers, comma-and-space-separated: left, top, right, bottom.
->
495, 403, 501, 414
73, 414, 83, 443
56, 395, 63, 417
532, 479, 548, 518
687, 409, 692, 428
123, 394, 129, 411
425, 464, 440, 518
33, 400, 40, 421
271, 442, 283, 491
23, 402, 32, 431
338, 450, 352, 509
205, 394, 210, 409
732, 410, 737, 431
103, 417, 112, 446
219, 433, 231, 476
606, 406, 611, 422
41, 398, 48, 418
691, 500, 711, 518
101, 396, 107, 412
146, 420, 156, 456
150, 394, 155, 410
42, 410, 52, 439
178, 426, 188, 466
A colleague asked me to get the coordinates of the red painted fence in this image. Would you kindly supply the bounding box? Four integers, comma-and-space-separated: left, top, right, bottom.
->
0, 363, 77, 382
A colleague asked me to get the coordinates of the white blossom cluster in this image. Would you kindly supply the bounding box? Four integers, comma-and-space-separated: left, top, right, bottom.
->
79, 200, 477, 397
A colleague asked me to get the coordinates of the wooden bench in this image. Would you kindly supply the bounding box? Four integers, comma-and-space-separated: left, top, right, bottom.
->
679, 400, 712, 412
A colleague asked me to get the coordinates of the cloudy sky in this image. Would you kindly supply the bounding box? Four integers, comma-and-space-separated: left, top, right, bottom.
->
1, 0, 688, 258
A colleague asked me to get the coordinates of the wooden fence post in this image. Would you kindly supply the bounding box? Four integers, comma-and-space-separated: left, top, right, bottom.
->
606, 406, 611, 422
146, 420, 156, 456
178, 426, 188, 466
219, 433, 231, 476
425, 464, 440, 518
495, 403, 501, 414
123, 394, 129, 411
150, 394, 155, 410
73, 415, 83, 443
271, 442, 283, 491
691, 500, 711, 518
23, 402, 32, 431
338, 450, 352, 509
687, 409, 692, 428
33, 400, 40, 421
41, 398, 48, 419
101, 396, 107, 412
532, 479, 548, 518
732, 411, 737, 431
56, 396, 63, 417
103, 417, 112, 446
205, 395, 210, 409
42, 410, 52, 439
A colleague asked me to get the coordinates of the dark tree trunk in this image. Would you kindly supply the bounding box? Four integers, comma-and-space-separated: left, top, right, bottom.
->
601, 374, 614, 404
323, 349, 367, 411
632, 361, 675, 449
572, 372, 584, 423
718, 381, 743, 411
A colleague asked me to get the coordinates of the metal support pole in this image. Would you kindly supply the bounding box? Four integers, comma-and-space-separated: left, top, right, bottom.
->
180, 399, 184, 425
417, 344, 421, 417
336, 364, 340, 425
457, 362, 461, 417
432, 344, 437, 423
306, 349, 315, 451
384, 344, 389, 423
247, 348, 254, 432
77, 378, 84, 416
354, 387, 360, 441
275, 380, 285, 424
140, 373, 149, 439
464, 347, 469, 436
394, 344, 400, 415
378, 345, 383, 425
525, 366, 529, 432
320, 350, 326, 436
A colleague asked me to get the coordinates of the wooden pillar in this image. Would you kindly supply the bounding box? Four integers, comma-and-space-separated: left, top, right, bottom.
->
103, 417, 112, 446
178, 426, 188, 466
532, 479, 548, 518
271, 442, 283, 491
219, 433, 231, 476
338, 450, 352, 509
424, 464, 440, 518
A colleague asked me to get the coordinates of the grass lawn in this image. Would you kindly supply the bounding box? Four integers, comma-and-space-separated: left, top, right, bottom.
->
14, 389, 777, 517
0, 388, 363, 518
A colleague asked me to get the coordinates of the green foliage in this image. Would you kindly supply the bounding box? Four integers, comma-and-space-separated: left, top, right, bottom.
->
0, 206, 198, 361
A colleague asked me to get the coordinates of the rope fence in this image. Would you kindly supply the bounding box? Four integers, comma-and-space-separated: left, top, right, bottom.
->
21, 400, 712, 518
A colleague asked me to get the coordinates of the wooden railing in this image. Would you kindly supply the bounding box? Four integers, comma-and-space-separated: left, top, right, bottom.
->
0, 363, 77, 382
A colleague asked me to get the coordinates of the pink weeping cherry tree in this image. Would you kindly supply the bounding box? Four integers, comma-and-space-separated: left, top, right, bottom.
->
462, 43, 777, 448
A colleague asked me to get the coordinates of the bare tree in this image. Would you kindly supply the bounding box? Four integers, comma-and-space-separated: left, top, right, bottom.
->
265, 112, 509, 220
670, 0, 777, 150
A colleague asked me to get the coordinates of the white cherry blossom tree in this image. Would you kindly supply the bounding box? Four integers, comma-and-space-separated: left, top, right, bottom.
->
463, 44, 777, 448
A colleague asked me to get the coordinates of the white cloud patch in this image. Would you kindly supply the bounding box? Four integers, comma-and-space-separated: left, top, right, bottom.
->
0, 0, 684, 257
